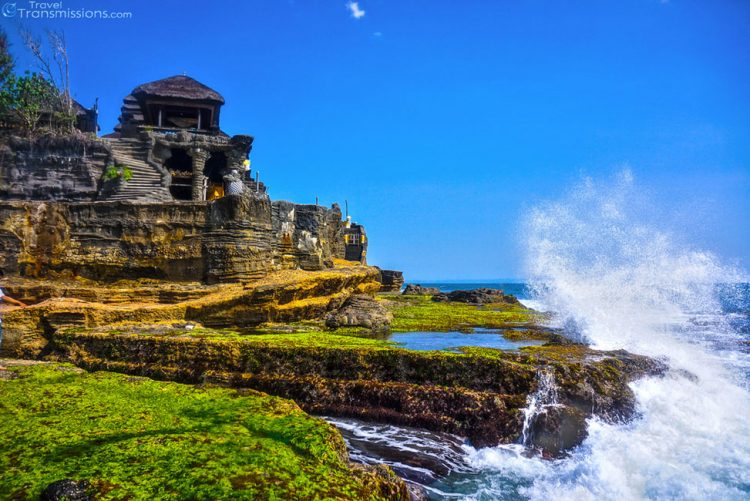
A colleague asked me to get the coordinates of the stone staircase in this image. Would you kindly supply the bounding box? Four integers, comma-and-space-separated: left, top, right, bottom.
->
104, 138, 172, 202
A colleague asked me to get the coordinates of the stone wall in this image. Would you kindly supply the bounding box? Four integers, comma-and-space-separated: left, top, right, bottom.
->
0, 134, 111, 201
0, 197, 350, 282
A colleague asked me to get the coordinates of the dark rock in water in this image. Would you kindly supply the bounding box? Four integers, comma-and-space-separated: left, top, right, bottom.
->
402, 284, 441, 295
41, 479, 91, 501
406, 483, 430, 501
325, 294, 393, 330
377, 269, 405, 292
525, 406, 588, 457
432, 288, 521, 305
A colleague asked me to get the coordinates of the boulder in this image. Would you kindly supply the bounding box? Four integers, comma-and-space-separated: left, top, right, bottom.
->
432, 288, 521, 305
402, 284, 441, 295
524, 406, 588, 457
325, 294, 393, 330
377, 269, 404, 292
41, 480, 91, 501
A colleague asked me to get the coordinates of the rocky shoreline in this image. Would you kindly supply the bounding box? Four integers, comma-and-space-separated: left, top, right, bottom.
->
0, 268, 667, 499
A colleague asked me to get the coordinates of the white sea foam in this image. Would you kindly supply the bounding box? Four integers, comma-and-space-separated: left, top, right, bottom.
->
492, 170, 750, 499
518, 299, 549, 312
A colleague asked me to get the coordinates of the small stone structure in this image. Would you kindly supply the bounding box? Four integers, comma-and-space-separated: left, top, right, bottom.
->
342, 218, 367, 262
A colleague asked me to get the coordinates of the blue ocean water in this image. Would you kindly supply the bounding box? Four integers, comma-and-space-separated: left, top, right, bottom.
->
406, 281, 532, 300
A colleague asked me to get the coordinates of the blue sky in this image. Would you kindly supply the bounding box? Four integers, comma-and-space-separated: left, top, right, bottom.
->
2, 0, 749, 280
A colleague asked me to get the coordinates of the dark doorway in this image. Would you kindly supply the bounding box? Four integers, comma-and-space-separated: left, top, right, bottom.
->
204, 152, 227, 201
165, 148, 193, 200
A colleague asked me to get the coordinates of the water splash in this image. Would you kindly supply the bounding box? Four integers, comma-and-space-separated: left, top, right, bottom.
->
520, 370, 561, 446
526, 170, 741, 350
513, 170, 750, 499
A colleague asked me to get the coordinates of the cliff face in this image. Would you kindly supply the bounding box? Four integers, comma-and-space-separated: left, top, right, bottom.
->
0, 196, 349, 283
0, 135, 111, 201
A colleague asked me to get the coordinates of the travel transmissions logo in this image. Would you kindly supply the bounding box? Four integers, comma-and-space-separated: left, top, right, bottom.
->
2, 1, 133, 20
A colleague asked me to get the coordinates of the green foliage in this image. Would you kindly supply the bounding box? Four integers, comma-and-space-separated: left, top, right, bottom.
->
0, 363, 399, 500
381, 294, 539, 331
103, 164, 133, 182
0, 71, 61, 135
0, 28, 14, 88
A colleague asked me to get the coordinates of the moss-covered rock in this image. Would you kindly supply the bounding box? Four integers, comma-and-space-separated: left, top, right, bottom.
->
0, 360, 409, 500
47, 328, 664, 455
381, 294, 539, 332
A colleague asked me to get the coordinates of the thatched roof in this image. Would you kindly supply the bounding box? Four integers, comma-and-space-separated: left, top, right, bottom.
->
131, 75, 225, 104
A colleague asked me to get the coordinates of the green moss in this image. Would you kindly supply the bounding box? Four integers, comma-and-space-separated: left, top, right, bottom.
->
88, 326, 397, 349
380, 295, 539, 331
0, 363, 405, 500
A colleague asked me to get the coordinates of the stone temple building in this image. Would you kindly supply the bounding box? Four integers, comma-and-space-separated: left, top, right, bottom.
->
0, 74, 370, 283
103, 74, 262, 203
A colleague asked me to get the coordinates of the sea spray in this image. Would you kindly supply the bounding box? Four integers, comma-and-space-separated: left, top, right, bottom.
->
513, 170, 750, 499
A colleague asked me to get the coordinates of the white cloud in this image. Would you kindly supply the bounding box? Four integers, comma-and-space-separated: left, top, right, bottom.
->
346, 1, 365, 19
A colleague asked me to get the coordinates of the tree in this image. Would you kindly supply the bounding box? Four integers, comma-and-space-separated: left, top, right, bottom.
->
0, 28, 14, 89
0, 71, 61, 136
21, 29, 72, 121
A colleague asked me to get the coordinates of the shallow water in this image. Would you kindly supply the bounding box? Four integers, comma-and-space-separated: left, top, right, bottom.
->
387, 329, 543, 352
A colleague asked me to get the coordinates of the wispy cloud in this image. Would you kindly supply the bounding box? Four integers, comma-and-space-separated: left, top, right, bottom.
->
346, 1, 365, 19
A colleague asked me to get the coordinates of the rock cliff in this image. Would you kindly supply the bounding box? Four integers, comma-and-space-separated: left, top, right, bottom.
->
0, 197, 350, 283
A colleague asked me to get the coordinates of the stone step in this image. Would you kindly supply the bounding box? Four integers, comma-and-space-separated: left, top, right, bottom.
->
114, 160, 149, 167
117, 165, 155, 173
110, 189, 170, 197
104, 139, 173, 202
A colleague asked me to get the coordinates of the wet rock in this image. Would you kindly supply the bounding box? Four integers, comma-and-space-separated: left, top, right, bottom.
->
525, 406, 588, 457
325, 294, 393, 330
407, 483, 430, 501
41, 479, 91, 501
402, 284, 440, 295
432, 288, 521, 305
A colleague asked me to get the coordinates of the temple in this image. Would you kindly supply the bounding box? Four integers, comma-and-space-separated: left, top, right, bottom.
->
0, 74, 369, 280
95, 75, 261, 203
